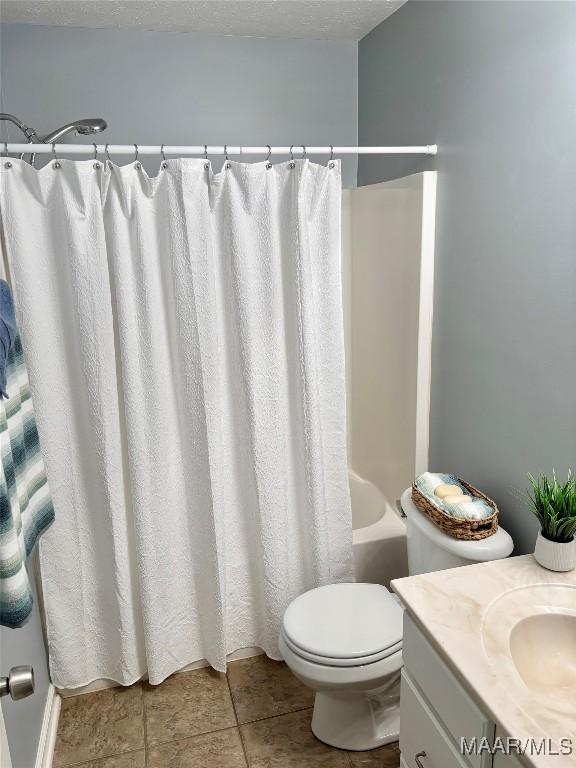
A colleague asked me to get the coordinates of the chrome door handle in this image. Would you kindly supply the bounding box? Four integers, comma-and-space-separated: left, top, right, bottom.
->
0, 666, 35, 700
415, 751, 427, 768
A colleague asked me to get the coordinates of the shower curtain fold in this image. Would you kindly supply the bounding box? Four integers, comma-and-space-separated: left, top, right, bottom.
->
0, 158, 353, 688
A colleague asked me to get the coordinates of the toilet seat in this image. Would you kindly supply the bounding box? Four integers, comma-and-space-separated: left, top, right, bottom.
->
281, 583, 403, 668
281, 629, 402, 667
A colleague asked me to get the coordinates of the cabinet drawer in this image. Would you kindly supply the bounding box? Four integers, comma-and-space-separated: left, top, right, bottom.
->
403, 613, 494, 768
400, 670, 468, 768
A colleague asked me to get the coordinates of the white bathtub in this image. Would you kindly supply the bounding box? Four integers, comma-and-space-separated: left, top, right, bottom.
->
350, 470, 408, 588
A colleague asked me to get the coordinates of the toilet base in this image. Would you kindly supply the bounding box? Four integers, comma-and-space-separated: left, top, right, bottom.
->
310, 671, 401, 751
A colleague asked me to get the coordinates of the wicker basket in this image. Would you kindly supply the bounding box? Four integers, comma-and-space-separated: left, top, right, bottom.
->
411, 478, 498, 540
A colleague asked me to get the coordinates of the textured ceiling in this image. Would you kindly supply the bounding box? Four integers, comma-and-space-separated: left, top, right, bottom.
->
0, 0, 405, 40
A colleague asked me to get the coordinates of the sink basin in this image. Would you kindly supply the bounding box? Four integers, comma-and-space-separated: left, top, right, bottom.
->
482, 584, 576, 719
510, 612, 576, 706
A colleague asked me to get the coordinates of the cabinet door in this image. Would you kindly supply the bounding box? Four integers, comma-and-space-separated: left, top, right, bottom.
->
400, 671, 468, 768
403, 614, 495, 768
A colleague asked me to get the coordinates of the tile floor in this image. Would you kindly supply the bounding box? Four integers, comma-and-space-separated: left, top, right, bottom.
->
53, 655, 401, 768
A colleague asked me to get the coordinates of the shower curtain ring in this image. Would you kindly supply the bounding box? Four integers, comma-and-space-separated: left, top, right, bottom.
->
93, 143, 101, 170
52, 143, 61, 170
328, 145, 335, 169
224, 145, 231, 169
301, 145, 306, 159
105, 144, 112, 167
204, 145, 209, 170
266, 145, 272, 170
289, 145, 295, 169
3, 142, 12, 169
134, 144, 141, 170
160, 144, 168, 170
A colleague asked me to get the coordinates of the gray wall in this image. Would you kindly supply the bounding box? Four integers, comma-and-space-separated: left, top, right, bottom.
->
1, 574, 51, 768
359, 1, 576, 553
0, 24, 358, 186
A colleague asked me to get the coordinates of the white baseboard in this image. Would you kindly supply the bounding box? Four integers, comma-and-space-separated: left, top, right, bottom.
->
35, 684, 61, 768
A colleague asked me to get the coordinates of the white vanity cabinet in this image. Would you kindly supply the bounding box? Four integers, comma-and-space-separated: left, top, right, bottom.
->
400, 613, 497, 768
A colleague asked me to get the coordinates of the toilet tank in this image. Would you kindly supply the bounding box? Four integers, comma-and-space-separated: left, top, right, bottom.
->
400, 488, 514, 575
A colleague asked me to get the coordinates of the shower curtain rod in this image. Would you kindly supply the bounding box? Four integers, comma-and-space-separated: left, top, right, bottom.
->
3, 143, 438, 156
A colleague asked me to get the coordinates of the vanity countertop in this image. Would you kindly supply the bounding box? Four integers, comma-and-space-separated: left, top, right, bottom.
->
391, 555, 576, 768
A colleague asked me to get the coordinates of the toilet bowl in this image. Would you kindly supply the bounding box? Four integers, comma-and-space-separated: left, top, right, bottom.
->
280, 486, 514, 751
279, 582, 403, 750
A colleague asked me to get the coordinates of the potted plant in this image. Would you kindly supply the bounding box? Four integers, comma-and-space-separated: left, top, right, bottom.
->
526, 470, 576, 572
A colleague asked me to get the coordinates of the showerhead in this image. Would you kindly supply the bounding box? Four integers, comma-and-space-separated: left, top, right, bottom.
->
41, 118, 108, 143
74, 119, 108, 136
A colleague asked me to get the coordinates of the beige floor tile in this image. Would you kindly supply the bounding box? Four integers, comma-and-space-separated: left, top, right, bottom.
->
73, 750, 146, 767
241, 709, 350, 767
227, 656, 314, 724
53, 685, 144, 767
143, 667, 236, 746
148, 727, 248, 768
348, 742, 401, 767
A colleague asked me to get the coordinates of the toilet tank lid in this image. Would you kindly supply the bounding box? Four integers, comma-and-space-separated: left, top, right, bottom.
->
400, 488, 514, 561
282, 582, 403, 660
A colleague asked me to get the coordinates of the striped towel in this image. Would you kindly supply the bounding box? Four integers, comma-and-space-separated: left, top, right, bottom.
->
0, 334, 54, 627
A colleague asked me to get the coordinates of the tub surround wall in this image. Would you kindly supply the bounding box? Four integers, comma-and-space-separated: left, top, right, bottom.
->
345, 174, 434, 505
358, 1, 576, 554
343, 175, 435, 587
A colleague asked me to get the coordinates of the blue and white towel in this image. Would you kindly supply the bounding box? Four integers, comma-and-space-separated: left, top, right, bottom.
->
415, 472, 493, 521
0, 280, 16, 398
0, 331, 55, 627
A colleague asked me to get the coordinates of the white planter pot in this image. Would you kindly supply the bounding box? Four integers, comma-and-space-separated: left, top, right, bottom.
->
534, 531, 576, 572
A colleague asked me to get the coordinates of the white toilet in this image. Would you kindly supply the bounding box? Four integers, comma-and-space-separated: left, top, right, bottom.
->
280, 486, 514, 751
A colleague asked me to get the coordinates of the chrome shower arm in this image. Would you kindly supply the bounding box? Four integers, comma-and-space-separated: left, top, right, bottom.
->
0, 113, 40, 142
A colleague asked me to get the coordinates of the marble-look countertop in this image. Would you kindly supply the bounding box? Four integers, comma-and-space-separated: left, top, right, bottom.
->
391, 555, 576, 768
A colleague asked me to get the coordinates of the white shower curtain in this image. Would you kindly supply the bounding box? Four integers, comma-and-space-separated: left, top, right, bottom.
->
0, 157, 352, 688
